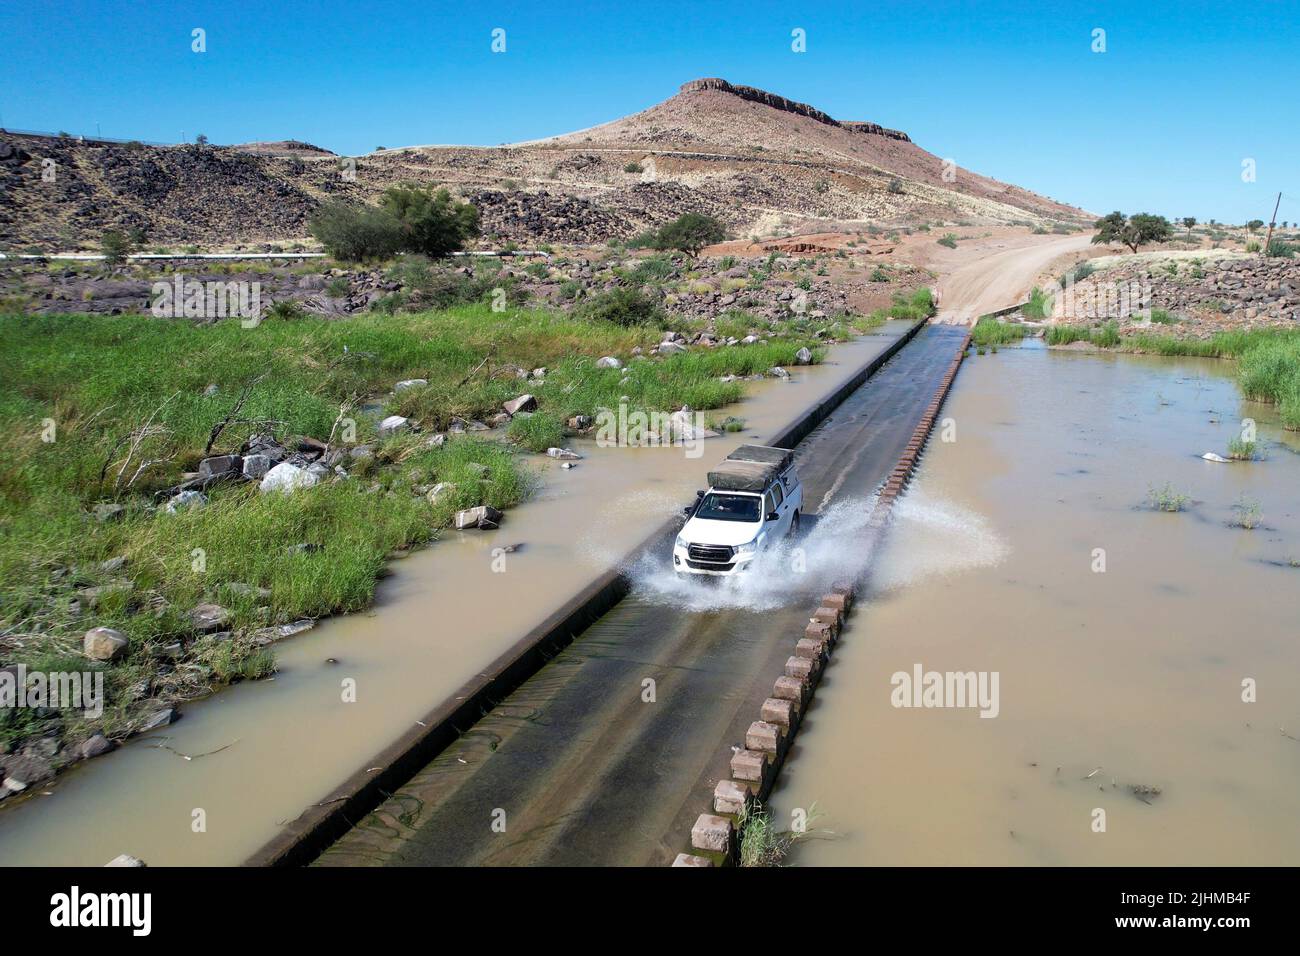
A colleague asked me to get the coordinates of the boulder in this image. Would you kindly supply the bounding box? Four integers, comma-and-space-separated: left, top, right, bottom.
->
546, 447, 582, 460
198, 455, 242, 480
595, 356, 622, 369
259, 462, 320, 494
80, 733, 115, 760
454, 505, 503, 530
794, 347, 814, 365
502, 394, 538, 415
84, 626, 128, 662
163, 490, 207, 513
241, 453, 272, 480
187, 603, 230, 632
378, 415, 410, 437
426, 482, 456, 505
393, 379, 428, 392
139, 709, 175, 732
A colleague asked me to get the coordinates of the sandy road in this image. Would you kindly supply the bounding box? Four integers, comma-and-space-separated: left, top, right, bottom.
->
933, 233, 1095, 323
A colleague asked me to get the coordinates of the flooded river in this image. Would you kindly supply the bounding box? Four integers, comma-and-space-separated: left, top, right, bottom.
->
772, 340, 1300, 865
0, 322, 913, 866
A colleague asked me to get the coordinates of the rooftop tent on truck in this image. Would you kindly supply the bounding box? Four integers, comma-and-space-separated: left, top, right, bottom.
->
706, 444, 795, 493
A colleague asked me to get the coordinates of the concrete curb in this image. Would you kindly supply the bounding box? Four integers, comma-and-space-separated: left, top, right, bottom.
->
672, 327, 973, 868
245, 318, 928, 867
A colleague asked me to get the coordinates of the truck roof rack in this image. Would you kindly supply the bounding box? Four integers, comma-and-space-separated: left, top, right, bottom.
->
707, 444, 795, 492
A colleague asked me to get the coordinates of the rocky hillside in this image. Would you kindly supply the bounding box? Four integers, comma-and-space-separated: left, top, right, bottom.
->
0, 78, 1088, 249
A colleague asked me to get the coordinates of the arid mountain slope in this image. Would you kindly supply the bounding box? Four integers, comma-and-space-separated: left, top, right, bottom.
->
0, 78, 1086, 249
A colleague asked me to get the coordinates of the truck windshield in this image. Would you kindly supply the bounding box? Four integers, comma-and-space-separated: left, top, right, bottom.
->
694, 492, 762, 523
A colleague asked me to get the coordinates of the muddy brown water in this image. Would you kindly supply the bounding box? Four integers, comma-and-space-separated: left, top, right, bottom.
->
0, 322, 914, 866
771, 340, 1300, 865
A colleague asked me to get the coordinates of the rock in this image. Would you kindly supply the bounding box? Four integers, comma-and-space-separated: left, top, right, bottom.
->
163, 490, 207, 513
202, 383, 220, 397
487, 412, 512, 427
139, 708, 175, 732
187, 603, 230, 632
93, 502, 125, 523
378, 415, 410, 437
0, 753, 54, 790
424, 434, 446, 449
794, 347, 814, 365
546, 447, 582, 460
241, 454, 272, 480
83, 626, 129, 662
595, 356, 622, 369
531, 367, 548, 379
98, 556, 128, 573
348, 444, 375, 460
105, 854, 147, 867
465, 462, 490, 478
567, 415, 593, 430
768, 366, 791, 379
393, 379, 428, 392
656, 341, 687, 354
249, 619, 314, 645
78, 581, 134, 609
454, 505, 503, 530
80, 733, 115, 760
259, 462, 320, 494
741, 335, 761, 344
502, 394, 538, 415
426, 482, 456, 505
198, 454, 243, 480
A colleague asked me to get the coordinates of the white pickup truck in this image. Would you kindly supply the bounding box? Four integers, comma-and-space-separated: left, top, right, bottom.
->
673, 444, 803, 576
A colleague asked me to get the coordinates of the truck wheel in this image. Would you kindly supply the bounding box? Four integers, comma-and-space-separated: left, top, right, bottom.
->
789, 511, 801, 537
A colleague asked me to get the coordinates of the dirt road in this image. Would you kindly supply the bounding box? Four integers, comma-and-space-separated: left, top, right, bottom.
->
932, 233, 1095, 323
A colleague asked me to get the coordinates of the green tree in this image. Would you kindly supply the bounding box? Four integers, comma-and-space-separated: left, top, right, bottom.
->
1246, 219, 1264, 234
308, 202, 405, 261
1181, 216, 1197, 238
652, 212, 727, 256
1091, 211, 1171, 254
380, 184, 480, 258
100, 229, 133, 266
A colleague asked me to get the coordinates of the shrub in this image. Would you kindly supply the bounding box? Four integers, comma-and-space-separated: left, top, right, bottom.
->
308, 201, 405, 261
651, 212, 727, 256
380, 184, 479, 258
576, 286, 662, 326
623, 161, 643, 173
870, 266, 890, 282
100, 229, 133, 266
1266, 239, 1297, 258
887, 178, 904, 194
938, 233, 958, 249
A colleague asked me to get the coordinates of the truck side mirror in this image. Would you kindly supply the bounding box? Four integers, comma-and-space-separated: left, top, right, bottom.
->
766, 511, 779, 521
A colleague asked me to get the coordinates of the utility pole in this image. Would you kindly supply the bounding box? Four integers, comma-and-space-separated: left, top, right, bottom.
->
1262, 191, 1282, 257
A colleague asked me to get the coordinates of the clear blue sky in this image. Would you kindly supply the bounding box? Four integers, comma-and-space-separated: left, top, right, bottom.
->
2, 0, 1296, 224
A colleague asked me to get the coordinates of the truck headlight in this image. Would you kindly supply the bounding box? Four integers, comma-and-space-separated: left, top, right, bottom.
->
734, 541, 757, 556
675, 536, 687, 551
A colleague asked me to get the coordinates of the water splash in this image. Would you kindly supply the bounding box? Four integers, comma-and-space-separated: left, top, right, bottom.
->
871, 491, 1009, 590
630, 495, 884, 612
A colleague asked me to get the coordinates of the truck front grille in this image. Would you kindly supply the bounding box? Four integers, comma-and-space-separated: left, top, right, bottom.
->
687, 543, 734, 563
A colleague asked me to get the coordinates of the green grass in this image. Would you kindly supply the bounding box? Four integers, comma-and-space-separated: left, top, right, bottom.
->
868, 287, 936, 324
1021, 286, 1053, 320
1226, 436, 1258, 460
971, 315, 1029, 347
1147, 482, 1190, 513
0, 300, 835, 755
1045, 321, 1120, 348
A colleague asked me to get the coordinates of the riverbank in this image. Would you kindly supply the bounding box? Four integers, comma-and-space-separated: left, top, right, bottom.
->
0, 301, 841, 801
0, 319, 920, 864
